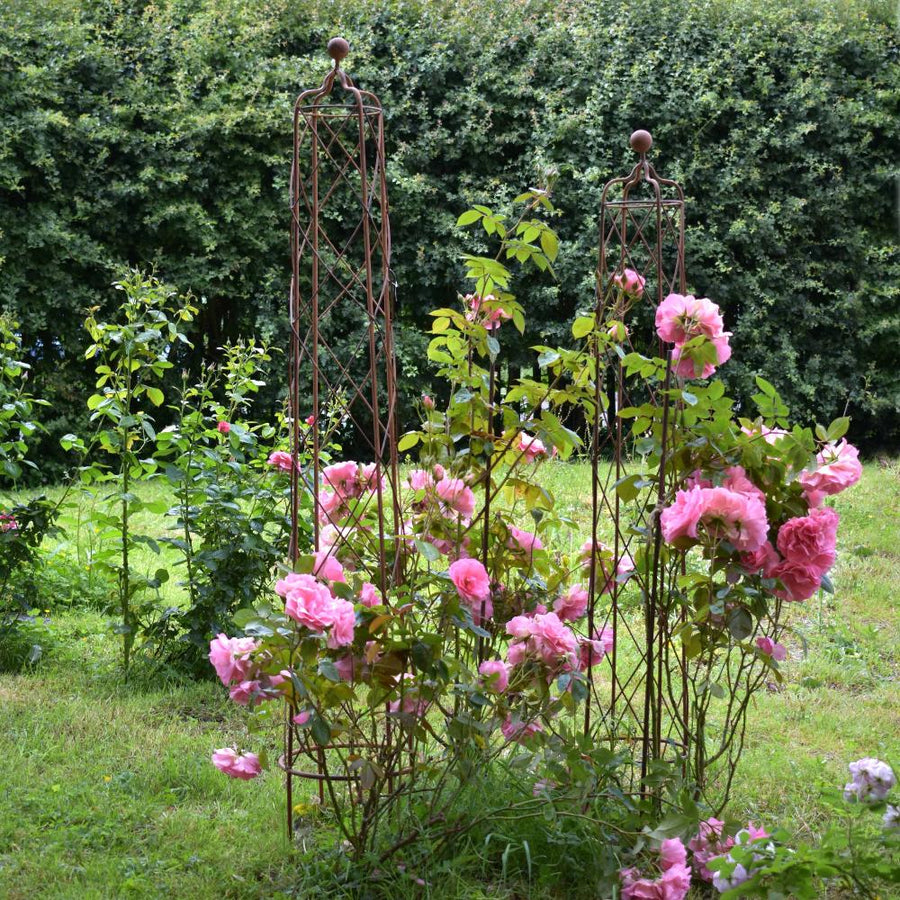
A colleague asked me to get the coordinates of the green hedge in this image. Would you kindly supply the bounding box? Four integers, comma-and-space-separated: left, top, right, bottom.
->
1, 0, 898, 475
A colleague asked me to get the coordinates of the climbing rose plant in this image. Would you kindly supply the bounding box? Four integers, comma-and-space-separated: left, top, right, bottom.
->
206, 190, 862, 895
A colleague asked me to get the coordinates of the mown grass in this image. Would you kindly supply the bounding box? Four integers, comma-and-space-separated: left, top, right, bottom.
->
0, 461, 898, 898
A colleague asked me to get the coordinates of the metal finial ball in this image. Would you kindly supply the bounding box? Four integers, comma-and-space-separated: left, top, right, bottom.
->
630, 130, 653, 155
327, 37, 350, 64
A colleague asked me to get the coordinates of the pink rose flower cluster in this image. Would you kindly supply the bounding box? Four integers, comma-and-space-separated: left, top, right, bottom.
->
655, 293, 732, 379
687, 817, 735, 883
661, 481, 768, 553
505, 611, 579, 678
406, 466, 477, 542
798, 439, 862, 508
318, 460, 386, 525
620, 837, 692, 900
275, 572, 356, 648
208, 633, 285, 708
844, 757, 896, 803
0, 512, 17, 532
740, 506, 839, 601
464, 293, 511, 330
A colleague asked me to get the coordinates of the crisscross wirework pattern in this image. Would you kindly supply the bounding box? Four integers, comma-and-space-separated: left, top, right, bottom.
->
586, 132, 689, 788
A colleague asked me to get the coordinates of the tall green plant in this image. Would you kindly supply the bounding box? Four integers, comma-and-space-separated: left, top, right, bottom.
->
65, 271, 196, 673
152, 340, 298, 674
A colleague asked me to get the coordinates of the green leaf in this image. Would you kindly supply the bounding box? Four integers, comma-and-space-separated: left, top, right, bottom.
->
537, 350, 560, 368
727, 607, 754, 641
414, 540, 441, 562
398, 432, 420, 452
145, 387, 164, 407
826, 416, 850, 441
456, 209, 482, 226
755, 375, 777, 397
540, 229, 558, 261
572, 316, 595, 339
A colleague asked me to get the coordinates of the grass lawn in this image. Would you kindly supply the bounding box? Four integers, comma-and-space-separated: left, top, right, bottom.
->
0, 461, 898, 898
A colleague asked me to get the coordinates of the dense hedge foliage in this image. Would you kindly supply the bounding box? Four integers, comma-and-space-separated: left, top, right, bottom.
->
1, 0, 898, 475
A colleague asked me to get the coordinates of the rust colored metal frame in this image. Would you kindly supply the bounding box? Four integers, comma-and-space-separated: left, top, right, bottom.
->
284, 38, 402, 828
586, 130, 688, 788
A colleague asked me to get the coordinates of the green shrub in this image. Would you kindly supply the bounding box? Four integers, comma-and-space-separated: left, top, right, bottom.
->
0, 0, 897, 458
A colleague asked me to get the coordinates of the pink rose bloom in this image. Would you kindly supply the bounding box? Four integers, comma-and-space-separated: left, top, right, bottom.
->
620, 838, 692, 900
528, 612, 579, 672
517, 432, 549, 463
292, 710, 310, 725
317, 489, 344, 524
388, 674, 429, 717
229, 679, 264, 706
407, 468, 434, 491
333, 654, 360, 682
655, 294, 724, 344
436, 477, 476, 518
212, 748, 262, 780
422, 393, 434, 410
500, 716, 543, 743
772, 558, 823, 601
448, 558, 491, 605
756, 636, 787, 661
505, 614, 535, 640
613, 268, 646, 297
798, 439, 862, 503
326, 600, 356, 649
671, 332, 732, 379
277, 573, 355, 645
688, 818, 735, 883
268, 450, 295, 472
322, 460, 359, 496
554, 584, 588, 622
740, 540, 781, 578
685, 469, 713, 490
659, 487, 708, 545
578, 627, 615, 669
208, 633, 259, 685
358, 462, 385, 493
507, 526, 543, 560
465, 293, 511, 330
312, 548, 346, 583
659, 838, 687, 871
217, 420, 230, 434
661, 486, 768, 552
776, 507, 838, 572
479, 659, 510, 693
722, 466, 766, 505
305, 414, 316, 426
359, 582, 380, 608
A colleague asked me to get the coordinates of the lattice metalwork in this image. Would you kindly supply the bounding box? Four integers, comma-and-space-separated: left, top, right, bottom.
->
284, 37, 402, 819
585, 130, 689, 787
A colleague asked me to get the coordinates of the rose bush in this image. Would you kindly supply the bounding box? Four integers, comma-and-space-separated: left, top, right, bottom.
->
206, 187, 863, 892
